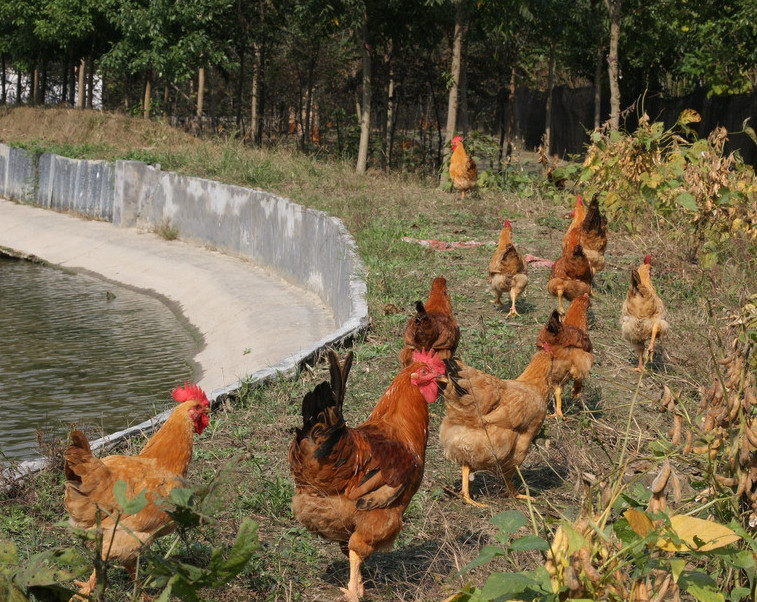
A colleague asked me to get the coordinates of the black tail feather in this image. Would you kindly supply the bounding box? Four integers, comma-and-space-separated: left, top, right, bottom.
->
442, 357, 468, 397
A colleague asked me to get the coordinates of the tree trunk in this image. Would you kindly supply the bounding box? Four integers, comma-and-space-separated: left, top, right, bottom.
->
594, 42, 602, 129
15, 68, 22, 104
250, 47, 261, 145
163, 84, 170, 120
444, 0, 466, 154
543, 40, 557, 154
506, 61, 517, 153
356, 18, 372, 174
32, 67, 39, 105
1, 54, 6, 104
197, 67, 205, 118
236, 47, 245, 135
605, 0, 621, 130
383, 48, 396, 171
77, 57, 86, 109
87, 55, 94, 108
143, 72, 152, 119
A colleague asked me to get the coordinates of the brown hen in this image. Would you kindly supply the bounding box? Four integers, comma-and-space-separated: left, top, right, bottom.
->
488, 219, 528, 318
449, 136, 478, 199
547, 227, 593, 314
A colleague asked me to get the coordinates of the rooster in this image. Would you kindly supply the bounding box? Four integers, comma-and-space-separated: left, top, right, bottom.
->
621, 254, 669, 371
449, 136, 477, 200
579, 194, 608, 273
488, 219, 528, 318
439, 347, 555, 506
289, 349, 447, 601
399, 276, 460, 367
63, 383, 210, 598
547, 226, 593, 315
536, 293, 593, 419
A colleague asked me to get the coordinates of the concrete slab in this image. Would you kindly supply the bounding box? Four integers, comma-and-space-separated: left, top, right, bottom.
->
0, 198, 337, 395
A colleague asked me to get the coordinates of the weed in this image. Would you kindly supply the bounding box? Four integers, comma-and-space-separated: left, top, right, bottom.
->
154, 218, 179, 241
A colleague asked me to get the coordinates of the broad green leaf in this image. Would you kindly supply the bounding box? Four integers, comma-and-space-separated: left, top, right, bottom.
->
480, 571, 541, 599
675, 192, 698, 211
669, 558, 686, 582
14, 548, 88, 588
204, 518, 259, 587
0, 538, 19, 568
489, 510, 527, 536
679, 570, 725, 602
113, 481, 149, 515
457, 545, 503, 575
0, 574, 27, 602
509, 535, 550, 552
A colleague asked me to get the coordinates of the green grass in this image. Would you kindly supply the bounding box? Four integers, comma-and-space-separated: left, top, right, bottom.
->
1, 108, 756, 601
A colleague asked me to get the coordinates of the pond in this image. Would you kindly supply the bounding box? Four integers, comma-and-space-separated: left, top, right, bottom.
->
0, 254, 200, 462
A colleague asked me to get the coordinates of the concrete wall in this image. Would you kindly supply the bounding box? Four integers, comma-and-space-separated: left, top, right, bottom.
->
0, 143, 368, 336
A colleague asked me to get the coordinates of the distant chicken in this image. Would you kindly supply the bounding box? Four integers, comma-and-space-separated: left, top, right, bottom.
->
440, 347, 555, 506
64, 384, 210, 598
289, 349, 447, 601
579, 194, 608, 273
449, 136, 478, 200
488, 219, 528, 318
621, 254, 669, 371
547, 227, 593, 314
561, 194, 586, 251
536, 293, 593, 419
399, 276, 460, 367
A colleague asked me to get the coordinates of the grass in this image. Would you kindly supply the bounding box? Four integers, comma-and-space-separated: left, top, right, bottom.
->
1, 106, 756, 601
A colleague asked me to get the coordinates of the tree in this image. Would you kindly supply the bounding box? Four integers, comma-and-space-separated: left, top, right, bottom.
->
604, 0, 621, 130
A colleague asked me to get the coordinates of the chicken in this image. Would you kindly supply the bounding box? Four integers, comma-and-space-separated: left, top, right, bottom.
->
439, 347, 554, 506
488, 219, 528, 318
547, 226, 593, 315
621, 254, 669, 371
449, 136, 477, 199
561, 194, 586, 251
536, 293, 593, 419
289, 349, 446, 601
63, 383, 210, 598
399, 276, 460, 367
579, 194, 608, 273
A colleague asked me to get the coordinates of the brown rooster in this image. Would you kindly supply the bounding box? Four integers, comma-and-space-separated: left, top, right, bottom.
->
536, 293, 593, 419
488, 219, 528, 318
439, 347, 555, 506
63, 383, 210, 598
547, 227, 593, 315
449, 136, 478, 200
621, 254, 669, 371
289, 349, 447, 601
579, 194, 608, 273
399, 276, 460, 367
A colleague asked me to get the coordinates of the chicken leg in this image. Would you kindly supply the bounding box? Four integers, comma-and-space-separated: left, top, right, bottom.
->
340, 549, 365, 602
506, 289, 520, 318
460, 464, 487, 507
549, 385, 565, 419
646, 321, 662, 365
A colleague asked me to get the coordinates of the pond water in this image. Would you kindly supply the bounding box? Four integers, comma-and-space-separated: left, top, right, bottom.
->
0, 255, 200, 462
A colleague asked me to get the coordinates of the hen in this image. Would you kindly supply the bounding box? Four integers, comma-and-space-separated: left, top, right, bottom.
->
289, 349, 446, 601
399, 276, 460, 367
488, 219, 528, 318
449, 136, 477, 200
561, 194, 586, 251
63, 383, 210, 598
579, 194, 608, 273
439, 347, 554, 506
547, 226, 593, 315
621, 254, 669, 371
536, 293, 593, 419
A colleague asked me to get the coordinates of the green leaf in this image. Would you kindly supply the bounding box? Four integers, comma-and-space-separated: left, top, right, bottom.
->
509, 535, 550, 552
203, 519, 259, 587
679, 571, 725, 602
489, 510, 528, 536
675, 192, 698, 211
457, 545, 503, 575
669, 558, 686, 582
14, 548, 88, 588
0, 538, 19, 569
0, 574, 27, 602
113, 481, 149, 515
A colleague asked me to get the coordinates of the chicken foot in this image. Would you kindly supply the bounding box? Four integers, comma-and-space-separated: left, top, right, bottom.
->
548, 385, 565, 419
506, 289, 520, 318
645, 321, 662, 365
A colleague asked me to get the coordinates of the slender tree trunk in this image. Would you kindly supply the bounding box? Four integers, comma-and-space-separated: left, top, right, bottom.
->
250, 47, 261, 145
41, 61, 48, 105
1, 54, 6, 104
594, 43, 602, 129
87, 55, 94, 108
356, 18, 372, 174
444, 0, 466, 154
384, 46, 397, 171
459, 53, 469, 136
15, 68, 22, 103
77, 57, 86, 109
605, 0, 622, 130
143, 71, 152, 119
543, 40, 557, 154
197, 67, 205, 118
163, 84, 170, 120
32, 67, 39, 105
236, 47, 245, 134
507, 62, 517, 149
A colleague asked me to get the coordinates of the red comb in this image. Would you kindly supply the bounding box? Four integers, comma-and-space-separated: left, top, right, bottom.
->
577, 194, 583, 205
643, 254, 652, 265
411, 349, 446, 375
172, 382, 209, 407
504, 219, 512, 229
